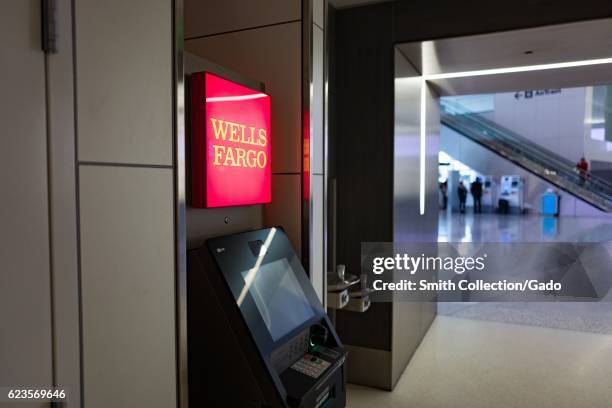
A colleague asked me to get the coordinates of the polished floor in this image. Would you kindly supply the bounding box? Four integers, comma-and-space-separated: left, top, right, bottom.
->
438, 212, 612, 333
440, 301, 612, 334
347, 316, 612, 408
348, 213, 612, 407
438, 211, 612, 243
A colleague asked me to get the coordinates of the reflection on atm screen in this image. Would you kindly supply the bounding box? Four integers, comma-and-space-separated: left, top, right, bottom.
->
187, 227, 347, 408
241, 257, 315, 341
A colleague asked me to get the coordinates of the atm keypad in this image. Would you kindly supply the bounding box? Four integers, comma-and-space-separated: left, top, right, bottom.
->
291, 354, 331, 379
271, 329, 310, 373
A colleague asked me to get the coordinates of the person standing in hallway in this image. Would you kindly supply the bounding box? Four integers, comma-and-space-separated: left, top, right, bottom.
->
576, 156, 589, 186
458, 182, 467, 213
440, 181, 448, 210
471, 177, 483, 213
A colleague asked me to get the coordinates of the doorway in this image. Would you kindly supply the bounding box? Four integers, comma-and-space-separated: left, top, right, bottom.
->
348, 18, 612, 408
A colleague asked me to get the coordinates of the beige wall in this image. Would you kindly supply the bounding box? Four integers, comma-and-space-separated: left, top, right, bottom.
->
48, 1, 81, 404
78, 167, 176, 407
184, 0, 304, 258
0, 3, 54, 406
1, 2, 324, 407
391, 49, 439, 388
184, 1, 328, 303
2, 1, 178, 406
74, 0, 177, 407
184, 0, 301, 39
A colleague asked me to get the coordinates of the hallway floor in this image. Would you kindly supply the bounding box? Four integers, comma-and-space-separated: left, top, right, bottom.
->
347, 315, 612, 408
437, 211, 612, 243
347, 212, 612, 407
438, 211, 612, 333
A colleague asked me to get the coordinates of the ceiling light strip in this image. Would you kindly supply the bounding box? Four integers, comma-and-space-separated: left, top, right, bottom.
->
424, 57, 612, 80
419, 78, 427, 215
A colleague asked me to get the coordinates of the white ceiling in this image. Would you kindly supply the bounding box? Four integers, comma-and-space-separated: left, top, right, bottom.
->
427, 64, 612, 96
398, 18, 612, 75
396, 18, 612, 96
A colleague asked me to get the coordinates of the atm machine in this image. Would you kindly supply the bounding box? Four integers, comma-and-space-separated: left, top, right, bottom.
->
499, 175, 525, 214
481, 175, 497, 212
188, 227, 347, 408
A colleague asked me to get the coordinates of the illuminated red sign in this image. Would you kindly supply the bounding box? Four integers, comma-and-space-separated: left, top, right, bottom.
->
191, 72, 271, 208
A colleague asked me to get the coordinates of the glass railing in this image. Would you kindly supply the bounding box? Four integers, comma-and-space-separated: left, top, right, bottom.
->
441, 99, 612, 211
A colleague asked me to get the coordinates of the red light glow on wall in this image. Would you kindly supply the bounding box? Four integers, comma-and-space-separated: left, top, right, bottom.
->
191, 72, 271, 208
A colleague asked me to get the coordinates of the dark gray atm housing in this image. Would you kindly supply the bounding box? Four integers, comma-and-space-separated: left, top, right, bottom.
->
188, 227, 347, 407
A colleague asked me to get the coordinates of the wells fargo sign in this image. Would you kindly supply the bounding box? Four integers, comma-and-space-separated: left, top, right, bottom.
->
191, 72, 271, 208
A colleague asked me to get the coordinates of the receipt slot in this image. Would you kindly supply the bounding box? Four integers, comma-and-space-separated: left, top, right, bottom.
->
188, 227, 347, 407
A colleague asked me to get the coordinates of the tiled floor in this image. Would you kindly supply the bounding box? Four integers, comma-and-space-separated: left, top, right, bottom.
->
347, 213, 612, 407
439, 301, 612, 334
347, 316, 612, 408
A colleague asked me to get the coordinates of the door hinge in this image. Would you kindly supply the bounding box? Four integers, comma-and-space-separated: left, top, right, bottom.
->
41, 0, 58, 54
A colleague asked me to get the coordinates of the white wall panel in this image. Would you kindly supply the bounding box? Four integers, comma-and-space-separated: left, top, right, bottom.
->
79, 166, 176, 408
311, 175, 324, 301
312, 26, 325, 175
76, 0, 172, 165
392, 50, 440, 386
314, 0, 325, 28
48, 1, 81, 405
309, 14, 327, 301
0, 0, 53, 397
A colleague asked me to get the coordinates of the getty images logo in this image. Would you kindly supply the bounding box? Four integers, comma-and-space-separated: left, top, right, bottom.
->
372, 253, 488, 275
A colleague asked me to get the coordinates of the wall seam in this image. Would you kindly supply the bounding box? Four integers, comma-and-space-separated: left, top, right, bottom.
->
172, 0, 187, 406
79, 161, 173, 169
71, 0, 85, 406
43, 24, 57, 391
185, 19, 301, 41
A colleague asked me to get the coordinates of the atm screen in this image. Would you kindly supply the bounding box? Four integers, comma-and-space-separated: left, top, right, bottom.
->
241, 258, 315, 341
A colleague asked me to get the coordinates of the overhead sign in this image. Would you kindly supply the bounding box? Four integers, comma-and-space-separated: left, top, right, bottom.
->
191, 72, 271, 208
514, 89, 561, 100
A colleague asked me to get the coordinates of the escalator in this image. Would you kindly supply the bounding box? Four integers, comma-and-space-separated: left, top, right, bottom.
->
441, 100, 612, 212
